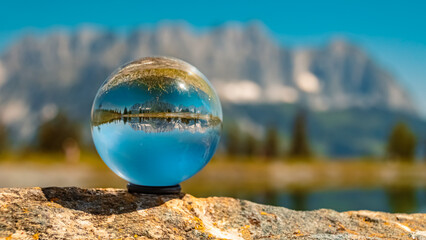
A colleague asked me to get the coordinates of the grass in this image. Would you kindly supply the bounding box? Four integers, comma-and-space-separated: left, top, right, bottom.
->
0, 152, 424, 194
183, 155, 426, 195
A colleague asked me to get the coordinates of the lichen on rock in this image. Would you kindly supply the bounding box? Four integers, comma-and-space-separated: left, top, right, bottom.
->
0, 187, 425, 239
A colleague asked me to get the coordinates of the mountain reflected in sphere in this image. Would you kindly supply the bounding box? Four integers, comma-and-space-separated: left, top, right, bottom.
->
91, 57, 222, 187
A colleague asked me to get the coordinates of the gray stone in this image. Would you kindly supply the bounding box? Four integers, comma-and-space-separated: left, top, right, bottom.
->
0, 187, 425, 239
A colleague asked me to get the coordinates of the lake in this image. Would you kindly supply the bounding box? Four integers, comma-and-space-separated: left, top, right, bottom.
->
0, 157, 425, 213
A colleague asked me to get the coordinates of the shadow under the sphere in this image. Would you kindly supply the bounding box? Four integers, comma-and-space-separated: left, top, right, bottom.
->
41, 187, 184, 215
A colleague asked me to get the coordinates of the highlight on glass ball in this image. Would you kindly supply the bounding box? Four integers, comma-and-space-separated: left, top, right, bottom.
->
91, 57, 222, 194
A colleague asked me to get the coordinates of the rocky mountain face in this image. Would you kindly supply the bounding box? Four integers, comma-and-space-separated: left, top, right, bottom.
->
0, 23, 417, 147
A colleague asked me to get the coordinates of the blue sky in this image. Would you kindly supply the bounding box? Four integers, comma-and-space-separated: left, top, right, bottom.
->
1, 0, 425, 115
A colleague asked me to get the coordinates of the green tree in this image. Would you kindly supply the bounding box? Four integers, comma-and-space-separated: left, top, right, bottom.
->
0, 122, 8, 154
264, 127, 280, 158
37, 112, 81, 152
422, 138, 426, 162
386, 122, 417, 161
244, 133, 258, 157
123, 107, 128, 115
226, 124, 241, 156
289, 110, 311, 158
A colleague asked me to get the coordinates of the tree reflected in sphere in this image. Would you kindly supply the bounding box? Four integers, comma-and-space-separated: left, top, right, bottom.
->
91, 57, 222, 187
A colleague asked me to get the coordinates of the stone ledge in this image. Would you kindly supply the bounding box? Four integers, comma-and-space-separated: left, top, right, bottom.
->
0, 187, 425, 239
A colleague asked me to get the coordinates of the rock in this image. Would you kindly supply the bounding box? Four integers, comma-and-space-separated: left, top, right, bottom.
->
0, 187, 425, 239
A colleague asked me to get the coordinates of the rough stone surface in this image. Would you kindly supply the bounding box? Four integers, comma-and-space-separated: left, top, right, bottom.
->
0, 187, 425, 240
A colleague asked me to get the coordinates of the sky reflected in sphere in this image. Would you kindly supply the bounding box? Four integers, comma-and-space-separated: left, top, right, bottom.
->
91, 57, 222, 186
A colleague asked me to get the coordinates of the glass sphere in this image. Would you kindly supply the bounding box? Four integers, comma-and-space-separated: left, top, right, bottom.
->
91, 57, 222, 186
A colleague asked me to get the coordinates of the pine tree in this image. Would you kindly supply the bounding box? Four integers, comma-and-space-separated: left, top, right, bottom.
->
0, 122, 8, 154
264, 127, 280, 158
37, 112, 81, 152
421, 138, 426, 162
289, 110, 311, 158
226, 124, 240, 156
244, 133, 257, 157
123, 107, 128, 115
386, 122, 417, 161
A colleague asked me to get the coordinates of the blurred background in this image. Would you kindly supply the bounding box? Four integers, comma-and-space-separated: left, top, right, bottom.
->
0, 0, 425, 213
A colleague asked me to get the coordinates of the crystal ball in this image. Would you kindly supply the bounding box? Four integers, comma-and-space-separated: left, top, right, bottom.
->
91, 57, 222, 186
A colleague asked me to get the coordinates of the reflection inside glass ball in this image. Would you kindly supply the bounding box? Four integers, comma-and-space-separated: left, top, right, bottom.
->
91, 57, 222, 186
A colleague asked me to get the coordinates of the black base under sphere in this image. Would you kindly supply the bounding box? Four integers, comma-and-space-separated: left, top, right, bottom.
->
127, 183, 182, 195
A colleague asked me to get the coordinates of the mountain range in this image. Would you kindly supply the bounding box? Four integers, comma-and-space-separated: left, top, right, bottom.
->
0, 22, 423, 156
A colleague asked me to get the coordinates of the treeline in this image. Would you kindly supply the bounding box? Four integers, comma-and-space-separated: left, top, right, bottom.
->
386, 122, 418, 161
223, 110, 425, 162
0, 110, 424, 163
224, 110, 313, 160
0, 112, 82, 154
